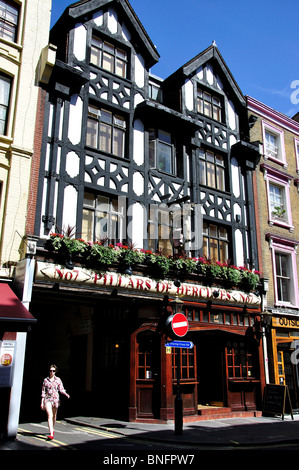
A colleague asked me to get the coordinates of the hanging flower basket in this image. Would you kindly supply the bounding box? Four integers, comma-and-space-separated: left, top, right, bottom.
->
43, 235, 260, 291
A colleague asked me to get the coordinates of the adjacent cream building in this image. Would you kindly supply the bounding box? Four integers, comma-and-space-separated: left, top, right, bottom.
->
0, 0, 51, 276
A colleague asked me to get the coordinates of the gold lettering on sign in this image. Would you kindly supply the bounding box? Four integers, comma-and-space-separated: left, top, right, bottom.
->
272, 317, 299, 329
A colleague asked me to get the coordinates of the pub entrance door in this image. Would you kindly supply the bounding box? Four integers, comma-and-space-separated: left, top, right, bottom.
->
196, 332, 225, 406
134, 329, 161, 419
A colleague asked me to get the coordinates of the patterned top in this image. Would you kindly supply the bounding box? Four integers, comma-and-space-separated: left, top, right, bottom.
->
41, 376, 68, 408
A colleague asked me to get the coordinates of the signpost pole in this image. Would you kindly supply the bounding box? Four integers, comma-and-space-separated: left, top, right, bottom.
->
174, 349, 183, 435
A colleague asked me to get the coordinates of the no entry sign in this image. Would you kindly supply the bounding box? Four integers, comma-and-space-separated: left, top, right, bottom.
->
171, 313, 189, 337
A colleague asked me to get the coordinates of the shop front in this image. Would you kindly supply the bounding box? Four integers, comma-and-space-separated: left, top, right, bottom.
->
129, 301, 264, 421
270, 315, 299, 410
26, 262, 264, 422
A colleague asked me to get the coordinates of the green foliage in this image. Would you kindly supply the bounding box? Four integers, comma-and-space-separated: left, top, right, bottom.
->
44, 235, 260, 291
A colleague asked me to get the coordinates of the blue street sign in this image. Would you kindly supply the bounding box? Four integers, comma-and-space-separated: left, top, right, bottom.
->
165, 341, 194, 349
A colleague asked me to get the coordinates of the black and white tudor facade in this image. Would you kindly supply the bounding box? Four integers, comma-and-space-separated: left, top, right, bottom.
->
22, 0, 265, 422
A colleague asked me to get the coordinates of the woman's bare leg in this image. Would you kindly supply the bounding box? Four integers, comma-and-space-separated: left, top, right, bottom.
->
45, 402, 54, 436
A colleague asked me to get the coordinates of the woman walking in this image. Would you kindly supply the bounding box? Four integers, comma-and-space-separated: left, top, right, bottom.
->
41, 364, 70, 439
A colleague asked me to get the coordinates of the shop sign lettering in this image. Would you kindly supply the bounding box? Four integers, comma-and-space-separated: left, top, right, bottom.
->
35, 262, 261, 306
272, 316, 299, 328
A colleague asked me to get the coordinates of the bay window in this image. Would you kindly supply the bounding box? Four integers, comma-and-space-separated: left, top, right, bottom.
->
149, 129, 175, 174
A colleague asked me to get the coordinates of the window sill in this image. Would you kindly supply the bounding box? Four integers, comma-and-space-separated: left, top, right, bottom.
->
269, 218, 294, 232
274, 302, 299, 310
85, 145, 128, 162
264, 154, 288, 169
227, 378, 259, 383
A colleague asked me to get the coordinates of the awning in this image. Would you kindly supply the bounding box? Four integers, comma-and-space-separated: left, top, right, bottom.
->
0, 283, 36, 331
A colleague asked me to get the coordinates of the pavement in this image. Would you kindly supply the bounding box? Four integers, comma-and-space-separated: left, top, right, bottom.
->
65, 413, 299, 448
2, 412, 299, 450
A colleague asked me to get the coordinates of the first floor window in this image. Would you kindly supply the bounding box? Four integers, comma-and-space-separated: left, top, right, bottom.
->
270, 236, 299, 307
148, 207, 173, 256
87, 106, 126, 157
275, 252, 291, 304
202, 223, 229, 263
149, 129, 175, 174
0, 0, 18, 42
82, 191, 125, 243
0, 74, 11, 135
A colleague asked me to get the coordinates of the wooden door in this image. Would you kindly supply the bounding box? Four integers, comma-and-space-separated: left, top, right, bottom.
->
135, 330, 161, 419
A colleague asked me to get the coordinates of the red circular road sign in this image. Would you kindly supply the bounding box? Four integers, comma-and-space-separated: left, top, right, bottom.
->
171, 313, 189, 337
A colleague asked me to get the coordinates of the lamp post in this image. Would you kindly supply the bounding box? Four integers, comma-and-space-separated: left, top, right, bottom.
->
171, 295, 184, 435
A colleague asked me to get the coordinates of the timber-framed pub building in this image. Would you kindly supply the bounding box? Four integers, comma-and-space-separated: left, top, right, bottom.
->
20, 0, 265, 422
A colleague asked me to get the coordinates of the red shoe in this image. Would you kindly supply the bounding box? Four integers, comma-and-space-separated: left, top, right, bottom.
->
47, 435, 54, 440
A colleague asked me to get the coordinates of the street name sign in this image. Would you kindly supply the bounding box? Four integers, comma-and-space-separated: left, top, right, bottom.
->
165, 341, 194, 349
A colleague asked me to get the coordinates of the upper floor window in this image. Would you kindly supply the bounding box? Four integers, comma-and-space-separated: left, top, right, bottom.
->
262, 121, 286, 166
199, 149, 225, 191
197, 88, 221, 122
0, 73, 11, 135
82, 191, 125, 243
149, 129, 175, 174
295, 138, 299, 173
91, 36, 127, 78
87, 105, 126, 158
268, 235, 299, 308
149, 81, 163, 103
0, 0, 18, 42
262, 164, 293, 230
202, 222, 229, 263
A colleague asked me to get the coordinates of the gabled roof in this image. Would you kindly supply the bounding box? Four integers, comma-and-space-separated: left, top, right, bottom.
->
51, 0, 159, 67
165, 43, 245, 106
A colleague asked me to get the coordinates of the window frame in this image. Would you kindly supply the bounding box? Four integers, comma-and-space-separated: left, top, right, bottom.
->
263, 164, 293, 230
149, 128, 175, 175
197, 87, 222, 122
86, 105, 127, 158
198, 148, 226, 191
202, 222, 229, 263
82, 191, 126, 244
294, 137, 299, 174
269, 235, 299, 308
90, 36, 128, 79
262, 121, 287, 167
0, 0, 19, 43
0, 72, 11, 135
225, 341, 257, 379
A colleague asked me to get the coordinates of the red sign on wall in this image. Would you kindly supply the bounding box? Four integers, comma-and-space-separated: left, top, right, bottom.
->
171, 313, 189, 337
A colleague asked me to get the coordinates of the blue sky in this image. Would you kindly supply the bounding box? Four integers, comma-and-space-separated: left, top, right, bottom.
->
50, 0, 299, 117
